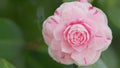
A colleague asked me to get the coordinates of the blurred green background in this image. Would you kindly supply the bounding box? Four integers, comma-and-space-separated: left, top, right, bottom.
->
0, 0, 120, 68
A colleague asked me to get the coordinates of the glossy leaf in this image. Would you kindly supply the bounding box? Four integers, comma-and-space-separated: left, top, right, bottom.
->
0, 59, 16, 68
0, 19, 25, 68
101, 48, 119, 68
12, 0, 62, 42
25, 50, 65, 68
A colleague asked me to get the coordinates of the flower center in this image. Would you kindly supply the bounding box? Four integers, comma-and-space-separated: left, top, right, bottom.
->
64, 24, 90, 46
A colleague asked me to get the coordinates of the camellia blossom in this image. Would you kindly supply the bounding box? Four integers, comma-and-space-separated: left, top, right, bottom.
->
42, 0, 112, 66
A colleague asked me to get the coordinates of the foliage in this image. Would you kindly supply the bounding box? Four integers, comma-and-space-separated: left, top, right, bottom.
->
0, 0, 119, 68
0, 59, 16, 68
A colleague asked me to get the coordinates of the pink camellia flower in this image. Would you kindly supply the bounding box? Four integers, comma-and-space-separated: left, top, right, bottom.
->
42, 0, 112, 66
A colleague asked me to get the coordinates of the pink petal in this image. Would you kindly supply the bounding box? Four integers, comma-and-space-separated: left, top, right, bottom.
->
71, 49, 101, 66
42, 31, 53, 46
72, 44, 87, 52
49, 40, 74, 64
78, 0, 88, 2
61, 4, 85, 22
78, 18, 97, 34
50, 39, 61, 50
88, 37, 108, 51
88, 24, 112, 51
61, 41, 74, 53
42, 15, 60, 45
53, 23, 65, 41
55, 2, 92, 22
87, 7, 108, 24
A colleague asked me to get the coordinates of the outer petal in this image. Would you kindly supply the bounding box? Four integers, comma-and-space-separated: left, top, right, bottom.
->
53, 23, 65, 41
49, 40, 74, 64
71, 49, 101, 66
72, 44, 87, 52
55, 2, 92, 22
42, 15, 60, 45
61, 41, 74, 53
61, 3, 85, 22
87, 7, 108, 24
88, 24, 112, 51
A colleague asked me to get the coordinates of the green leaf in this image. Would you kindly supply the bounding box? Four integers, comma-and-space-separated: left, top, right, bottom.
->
65, 64, 78, 68
0, 19, 25, 68
25, 50, 65, 68
0, 59, 16, 68
0, 19, 24, 58
101, 48, 119, 68
107, 7, 120, 29
78, 59, 107, 68
63, 0, 76, 2
11, 0, 62, 42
